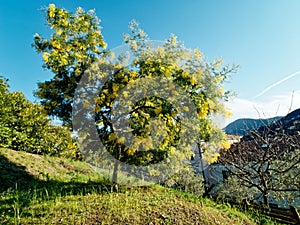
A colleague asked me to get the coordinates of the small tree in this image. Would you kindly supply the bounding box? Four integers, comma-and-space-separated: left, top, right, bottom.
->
218, 131, 300, 206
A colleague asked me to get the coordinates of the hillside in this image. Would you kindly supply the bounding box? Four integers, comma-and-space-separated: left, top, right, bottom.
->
0, 148, 263, 225
225, 117, 282, 135
242, 108, 300, 141
226, 108, 300, 137
257, 108, 300, 135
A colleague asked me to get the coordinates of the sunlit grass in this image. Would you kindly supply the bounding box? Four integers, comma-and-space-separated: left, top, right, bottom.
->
0, 148, 279, 224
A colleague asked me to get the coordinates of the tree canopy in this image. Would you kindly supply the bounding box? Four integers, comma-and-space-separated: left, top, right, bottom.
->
34, 5, 235, 183
72, 22, 235, 182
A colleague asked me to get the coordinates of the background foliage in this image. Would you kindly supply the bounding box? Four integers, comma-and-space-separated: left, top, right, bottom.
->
0, 76, 79, 158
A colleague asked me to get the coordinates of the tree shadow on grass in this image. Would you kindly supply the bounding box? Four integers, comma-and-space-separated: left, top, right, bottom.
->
0, 153, 37, 192
0, 153, 117, 221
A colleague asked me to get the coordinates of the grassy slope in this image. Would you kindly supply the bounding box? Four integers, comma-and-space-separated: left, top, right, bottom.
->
0, 148, 271, 224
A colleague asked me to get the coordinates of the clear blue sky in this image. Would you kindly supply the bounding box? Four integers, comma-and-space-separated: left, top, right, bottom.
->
1, 0, 300, 122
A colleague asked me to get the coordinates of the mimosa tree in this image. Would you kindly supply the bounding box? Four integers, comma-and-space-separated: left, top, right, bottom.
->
34, 5, 235, 183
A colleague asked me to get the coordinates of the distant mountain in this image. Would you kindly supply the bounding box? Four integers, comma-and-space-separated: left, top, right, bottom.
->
242, 108, 300, 140
225, 117, 283, 136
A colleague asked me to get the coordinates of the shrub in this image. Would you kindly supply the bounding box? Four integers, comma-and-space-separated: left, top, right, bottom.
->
163, 169, 204, 196
0, 76, 80, 159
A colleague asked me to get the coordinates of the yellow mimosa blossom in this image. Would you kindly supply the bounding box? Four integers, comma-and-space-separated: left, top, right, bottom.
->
94, 105, 101, 112
131, 41, 138, 51
131, 111, 138, 118
49, 4, 55, 11
49, 11, 55, 18
205, 153, 220, 164
167, 119, 173, 127
144, 101, 154, 107
146, 154, 153, 162
108, 133, 117, 141
65, 45, 72, 52
221, 140, 231, 150
48, 4, 56, 18
118, 136, 126, 144
181, 71, 188, 78
102, 42, 108, 49
75, 68, 81, 75
183, 106, 189, 112
123, 91, 129, 98
42, 52, 50, 62
61, 55, 68, 65
224, 110, 233, 118
58, 9, 64, 17
112, 83, 119, 93
165, 68, 171, 76
99, 94, 105, 101
207, 99, 215, 110
216, 76, 223, 83
62, 19, 68, 27
75, 53, 83, 61
90, 63, 99, 71
193, 49, 203, 59
126, 147, 136, 155
52, 41, 61, 50
169, 146, 176, 154
56, 29, 63, 35
190, 77, 196, 85
154, 106, 162, 114
198, 103, 209, 118
96, 120, 103, 126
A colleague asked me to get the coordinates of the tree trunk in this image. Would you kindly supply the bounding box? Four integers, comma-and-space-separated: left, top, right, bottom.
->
112, 159, 120, 184
263, 192, 269, 205
112, 145, 121, 184
197, 142, 209, 197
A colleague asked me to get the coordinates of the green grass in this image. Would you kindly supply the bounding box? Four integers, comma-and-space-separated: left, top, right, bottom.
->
0, 148, 279, 224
